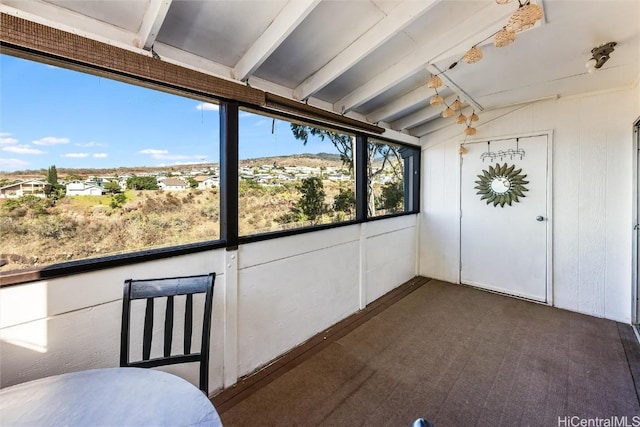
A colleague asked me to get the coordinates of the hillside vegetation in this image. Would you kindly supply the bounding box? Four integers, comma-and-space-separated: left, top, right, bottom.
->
1, 153, 402, 272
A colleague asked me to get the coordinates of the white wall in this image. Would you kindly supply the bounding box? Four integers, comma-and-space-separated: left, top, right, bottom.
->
0, 216, 418, 393
419, 88, 637, 323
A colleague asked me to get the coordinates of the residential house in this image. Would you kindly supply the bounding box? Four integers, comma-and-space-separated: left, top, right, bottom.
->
158, 177, 188, 191
0, 179, 48, 198
65, 180, 104, 196
194, 175, 218, 189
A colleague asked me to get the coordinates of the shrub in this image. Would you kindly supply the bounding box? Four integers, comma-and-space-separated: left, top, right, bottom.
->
110, 193, 127, 209
33, 216, 77, 240
2, 196, 52, 216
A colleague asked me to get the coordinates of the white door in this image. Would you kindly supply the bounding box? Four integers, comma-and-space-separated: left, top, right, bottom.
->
460, 135, 549, 302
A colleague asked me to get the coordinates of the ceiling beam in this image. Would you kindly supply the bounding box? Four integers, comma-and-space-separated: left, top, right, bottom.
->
390, 95, 461, 131
333, 3, 512, 114
137, 0, 173, 50
366, 86, 433, 124
153, 42, 234, 80
233, 0, 321, 82
411, 103, 529, 138
294, 0, 441, 101
0, 2, 135, 47
425, 64, 483, 111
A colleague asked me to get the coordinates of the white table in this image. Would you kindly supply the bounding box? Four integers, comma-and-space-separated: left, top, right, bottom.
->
0, 367, 222, 426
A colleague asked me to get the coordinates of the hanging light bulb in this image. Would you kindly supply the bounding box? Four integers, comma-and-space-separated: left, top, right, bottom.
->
442, 106, 455, 118
451, 99, 463, 111
430, 94, 444, 106
464, 126, 477, 136
470, 111, 479, 122
427, 74, 443, 89
494, 27, 516, 47
507, 1, 544, 33
463, 46, 483, 64
456, 113, 468, 124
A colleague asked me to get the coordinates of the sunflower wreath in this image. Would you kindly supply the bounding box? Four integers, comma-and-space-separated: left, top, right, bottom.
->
474, 163, 529, 207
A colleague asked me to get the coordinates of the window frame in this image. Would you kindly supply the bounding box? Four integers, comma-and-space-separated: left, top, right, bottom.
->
0, 50, 421, 287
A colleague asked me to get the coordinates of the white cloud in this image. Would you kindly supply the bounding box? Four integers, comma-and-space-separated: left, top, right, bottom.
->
139, 149, 169, 155
76, 141, 106, 148
196, 102, 219, 111
3, 145, 45, 155
93, 153, 108, 158
0, 135, 18, 146
0, 158, 31, 171
62, 153, 89, 158
33, 136, 70, 146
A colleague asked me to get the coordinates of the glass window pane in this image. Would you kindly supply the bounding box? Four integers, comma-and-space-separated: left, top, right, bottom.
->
238, 109, 355, 236
0, 54, 220, 273
367, 139, 406, 217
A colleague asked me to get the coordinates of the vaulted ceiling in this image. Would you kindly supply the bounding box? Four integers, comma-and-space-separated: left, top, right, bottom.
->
2, 0, 638, 141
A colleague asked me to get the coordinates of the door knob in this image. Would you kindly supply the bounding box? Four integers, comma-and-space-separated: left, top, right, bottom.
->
536, 216, 545, 221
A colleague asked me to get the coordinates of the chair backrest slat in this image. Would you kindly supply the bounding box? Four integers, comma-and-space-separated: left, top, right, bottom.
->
164, 295, 174, 358
129, 276, 211, 299
142, 298, 154, 361
184, 294, 193, 355
120, 273, 215, 395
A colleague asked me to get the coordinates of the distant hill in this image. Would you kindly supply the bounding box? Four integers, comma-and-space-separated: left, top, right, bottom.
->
240, 153, 344, 169
0, 153, 348, 180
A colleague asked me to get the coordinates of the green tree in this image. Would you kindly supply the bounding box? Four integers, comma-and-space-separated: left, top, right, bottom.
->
378, 181, 404, 211
46, 165, 58, 185
290, 125, 353, 170
43, 165, 66, 200
297, 176, 325, 222
290, 125, 403, 215
186, 177, 198, 189
126, 176, 158, 190
103, 180, 122, 194
276, 177, 327, 225
333, 187, 355, 214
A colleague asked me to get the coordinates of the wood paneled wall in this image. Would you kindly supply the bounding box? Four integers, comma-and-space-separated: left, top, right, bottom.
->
419, 88, 637, 323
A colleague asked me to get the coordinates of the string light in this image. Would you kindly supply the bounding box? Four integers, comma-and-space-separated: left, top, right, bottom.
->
427, 74, 443, 89
425, 1, 543, 137
463, 46, 483, 64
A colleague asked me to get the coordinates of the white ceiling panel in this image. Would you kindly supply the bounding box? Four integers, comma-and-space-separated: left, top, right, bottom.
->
43, 0, 149, 32
156, 0, 287, 67
315, 31, 417, 103
253, 0, 386, 87
3, 0, 638, 136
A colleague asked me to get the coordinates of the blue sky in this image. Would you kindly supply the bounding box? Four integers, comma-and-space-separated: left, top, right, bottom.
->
0, 54, 344, 173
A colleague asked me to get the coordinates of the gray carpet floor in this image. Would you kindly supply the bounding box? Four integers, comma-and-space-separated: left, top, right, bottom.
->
220, 279, 640, 426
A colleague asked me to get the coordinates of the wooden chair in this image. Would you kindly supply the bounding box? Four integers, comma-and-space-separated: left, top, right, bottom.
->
120, 273, 216, 394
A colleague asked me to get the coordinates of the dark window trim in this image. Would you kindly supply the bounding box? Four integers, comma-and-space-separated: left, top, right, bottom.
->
356, 135, 368, 221
0, 45, 421, 288
0, 240, 226, 287
220, 102, 239, 249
